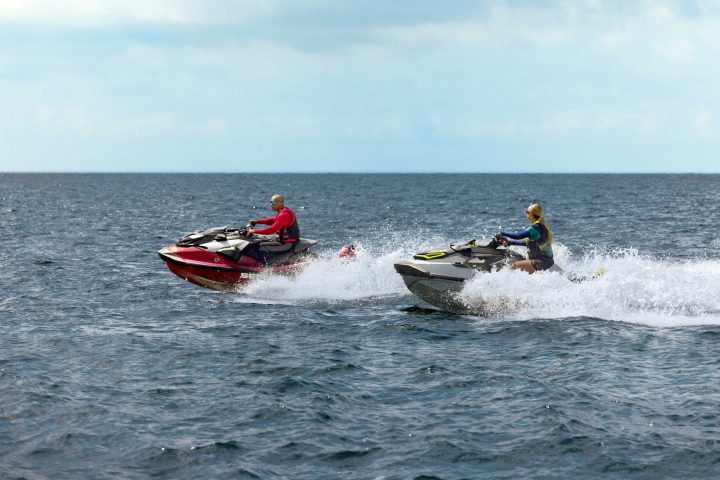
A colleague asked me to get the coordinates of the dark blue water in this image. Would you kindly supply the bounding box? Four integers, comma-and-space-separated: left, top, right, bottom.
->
2, 173, 720, 479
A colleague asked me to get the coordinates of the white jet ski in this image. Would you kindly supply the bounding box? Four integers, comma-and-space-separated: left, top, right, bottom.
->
394, 237, 566, 314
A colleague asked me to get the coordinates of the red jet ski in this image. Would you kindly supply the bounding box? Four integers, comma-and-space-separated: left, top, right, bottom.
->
158, 225, 318, 291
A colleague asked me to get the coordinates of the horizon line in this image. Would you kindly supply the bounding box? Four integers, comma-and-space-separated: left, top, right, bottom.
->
1, 171, 719, 175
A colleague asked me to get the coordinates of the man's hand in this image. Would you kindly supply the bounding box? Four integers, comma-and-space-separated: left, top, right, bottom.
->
249, 219, 257, 226
247, 228, 255, 235
499, 236, 509, 246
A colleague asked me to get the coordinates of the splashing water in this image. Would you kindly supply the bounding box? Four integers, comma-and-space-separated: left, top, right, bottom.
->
238, 245, 411, 305
459, 247, 720, 327
233, 237, 720, 327
4, 174, 720, 479
236, 229, 456, 305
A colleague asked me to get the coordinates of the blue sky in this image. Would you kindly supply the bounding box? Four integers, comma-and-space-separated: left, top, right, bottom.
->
1, 0, 718, 172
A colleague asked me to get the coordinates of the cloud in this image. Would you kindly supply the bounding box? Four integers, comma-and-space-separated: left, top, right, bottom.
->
0, 0, 196, 25
0, 0, 488, 28
2, 0, 720, 172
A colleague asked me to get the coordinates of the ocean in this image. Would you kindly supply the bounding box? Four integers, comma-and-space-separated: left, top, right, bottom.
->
1, 173, 719, 479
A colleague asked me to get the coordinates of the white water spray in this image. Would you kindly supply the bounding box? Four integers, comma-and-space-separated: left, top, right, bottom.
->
237, 246, 410, 305
231, 234, 720, 327
460, 246, 720, 327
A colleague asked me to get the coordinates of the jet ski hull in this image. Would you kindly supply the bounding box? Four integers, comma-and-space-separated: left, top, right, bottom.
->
161, 256, 253, 290
394, 240, 525, 314
159, 246, 247, 290
394, 260, 472, 314
395, 240, 568, 314
158, 227, 315, 291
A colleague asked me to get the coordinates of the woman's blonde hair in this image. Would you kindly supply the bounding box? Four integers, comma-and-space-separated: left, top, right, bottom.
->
527, 203, 552, 243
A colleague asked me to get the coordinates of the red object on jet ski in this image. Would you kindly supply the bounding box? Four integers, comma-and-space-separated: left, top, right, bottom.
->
338, 244, 357, 258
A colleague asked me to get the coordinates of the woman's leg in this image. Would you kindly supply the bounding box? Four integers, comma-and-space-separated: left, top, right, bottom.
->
511, 260, 536, 274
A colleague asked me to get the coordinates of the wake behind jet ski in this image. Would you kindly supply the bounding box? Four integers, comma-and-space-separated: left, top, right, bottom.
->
158, 225, 318, 291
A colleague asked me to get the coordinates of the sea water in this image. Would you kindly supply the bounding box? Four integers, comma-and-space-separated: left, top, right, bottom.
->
1, 173, 719, 479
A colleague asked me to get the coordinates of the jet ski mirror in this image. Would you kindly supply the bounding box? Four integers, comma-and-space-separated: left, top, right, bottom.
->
449, 240, 475, 253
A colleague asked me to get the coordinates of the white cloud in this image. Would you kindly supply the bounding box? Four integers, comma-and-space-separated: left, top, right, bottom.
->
0, 0, 280, 25
2, 0, 720, 172
0, 0, 190, 25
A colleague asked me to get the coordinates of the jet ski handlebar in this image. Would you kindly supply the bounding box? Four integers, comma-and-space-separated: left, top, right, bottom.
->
211, 225, 254, 241
448, 237, 506, 252
239, 224, 253, 237
485, 234, 503, 248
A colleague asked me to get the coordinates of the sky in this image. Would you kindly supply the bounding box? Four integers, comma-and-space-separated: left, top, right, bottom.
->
0, 0, 719, 173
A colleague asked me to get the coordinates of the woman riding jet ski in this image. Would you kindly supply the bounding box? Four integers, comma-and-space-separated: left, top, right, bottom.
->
394, 203, 564, 313
393, 237, 540, 313
158, 194, 317, 291
497, 203, 554, 274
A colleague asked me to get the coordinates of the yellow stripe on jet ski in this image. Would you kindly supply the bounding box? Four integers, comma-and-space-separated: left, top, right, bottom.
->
414, 250, 448, 260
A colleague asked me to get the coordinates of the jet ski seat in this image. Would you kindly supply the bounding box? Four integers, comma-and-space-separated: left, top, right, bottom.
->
258, 241, 294, 253
258, 238, 318, 253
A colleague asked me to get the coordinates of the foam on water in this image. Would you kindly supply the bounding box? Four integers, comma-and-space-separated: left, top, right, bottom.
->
460, 245, 720, 327
5, 174, 720, 479
235, 229, 454, 305
239, 245, 411, 305
233, 236, 720, 327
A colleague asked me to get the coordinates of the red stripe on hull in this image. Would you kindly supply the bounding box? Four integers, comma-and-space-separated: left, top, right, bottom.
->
163, 260, 257, 290
159, 244, 305, 291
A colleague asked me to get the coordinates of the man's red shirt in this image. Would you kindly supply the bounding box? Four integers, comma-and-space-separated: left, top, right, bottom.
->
253, 210, 294, 236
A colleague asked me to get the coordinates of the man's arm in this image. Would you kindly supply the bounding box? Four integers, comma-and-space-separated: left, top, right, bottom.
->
253, 216, 276, 225
253, 211, 291, 235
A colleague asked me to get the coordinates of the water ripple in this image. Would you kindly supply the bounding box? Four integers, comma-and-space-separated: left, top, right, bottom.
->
2, 174, 720, 478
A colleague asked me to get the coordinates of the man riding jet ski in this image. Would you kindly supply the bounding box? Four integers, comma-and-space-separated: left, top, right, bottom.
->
245, 194, 300, 263
157, 224, 318, 291
158, 194, 317, 291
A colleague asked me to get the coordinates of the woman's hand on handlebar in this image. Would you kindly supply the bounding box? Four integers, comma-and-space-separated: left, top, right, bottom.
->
494, 233, 509, 246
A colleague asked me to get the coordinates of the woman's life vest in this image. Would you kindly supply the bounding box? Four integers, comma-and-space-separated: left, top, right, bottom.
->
525, 220, 553, 260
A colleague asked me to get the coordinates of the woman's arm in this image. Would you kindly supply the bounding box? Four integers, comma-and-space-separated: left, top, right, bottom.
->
501, 226, 540, 240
